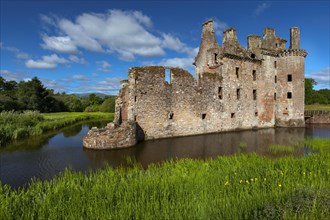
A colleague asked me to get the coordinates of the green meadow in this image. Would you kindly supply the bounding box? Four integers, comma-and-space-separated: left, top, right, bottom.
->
1, 138, 329, 219
0, 111, 114, 145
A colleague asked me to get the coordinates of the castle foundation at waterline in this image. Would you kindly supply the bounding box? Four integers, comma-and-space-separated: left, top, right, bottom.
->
83, 20, 307, 149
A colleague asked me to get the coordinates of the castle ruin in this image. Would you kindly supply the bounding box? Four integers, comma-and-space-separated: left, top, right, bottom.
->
83, 20, 307, 149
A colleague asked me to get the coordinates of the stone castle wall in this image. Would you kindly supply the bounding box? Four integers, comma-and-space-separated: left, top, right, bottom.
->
84, 20, 308, 149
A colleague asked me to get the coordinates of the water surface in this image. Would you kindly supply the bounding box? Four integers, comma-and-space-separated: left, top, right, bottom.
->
0, 122, 329, 189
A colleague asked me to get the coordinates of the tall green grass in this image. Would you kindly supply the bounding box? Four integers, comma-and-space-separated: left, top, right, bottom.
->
0, 111, 113, 146
1, 139, 329, 219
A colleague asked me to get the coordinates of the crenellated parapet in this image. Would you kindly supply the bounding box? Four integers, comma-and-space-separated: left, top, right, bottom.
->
279, 49, 308, 57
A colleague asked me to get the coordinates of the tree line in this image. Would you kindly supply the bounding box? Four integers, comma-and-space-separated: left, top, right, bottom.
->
305, 78, 330, 105
0, 76, 116, 113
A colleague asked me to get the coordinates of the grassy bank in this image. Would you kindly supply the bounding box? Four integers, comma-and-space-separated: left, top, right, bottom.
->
305, 104, 330, 111
1, 138, 329, 219
0, 111, 114, 146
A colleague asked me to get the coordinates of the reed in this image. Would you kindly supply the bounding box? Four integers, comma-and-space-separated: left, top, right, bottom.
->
1, 138, 329, 219
0, 111, 113, 145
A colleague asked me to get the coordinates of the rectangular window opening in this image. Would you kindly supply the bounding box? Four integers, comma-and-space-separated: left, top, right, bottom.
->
218, 87, 223, 99
287, 92, 292, 99
274, 93, 277, 100
252, 70, 256, 81
253, 89, 257, 100
231, 113, 235, 118
134, 96, 137, 102
169, 112, 174, 120
288, 74, 292, 82
134, 115, 137, 121
165, 69, 171, 84
214, 53, 218, 64
255, 112, 258, 117
275, 75, 277, 83
236, 67, 239, 79
202, 113, 206, 120
274, 61, 277, 68
237, 88, 240, 100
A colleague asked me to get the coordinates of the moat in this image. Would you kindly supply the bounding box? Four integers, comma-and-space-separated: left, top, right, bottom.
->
0, 122, 329, 189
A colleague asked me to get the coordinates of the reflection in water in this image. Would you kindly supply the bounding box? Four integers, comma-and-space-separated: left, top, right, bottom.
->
0, 123, 329, 189
84, 127, 308, 168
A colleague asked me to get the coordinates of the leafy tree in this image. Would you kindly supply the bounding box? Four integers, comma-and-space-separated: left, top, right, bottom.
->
88, 93, 103, 105
99, 96, 116, 112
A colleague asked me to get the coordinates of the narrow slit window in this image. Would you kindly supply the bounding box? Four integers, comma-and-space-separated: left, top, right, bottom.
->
275, 75, 277, 83
288, 74, 292, 82
134, 115, 137, 121
274, 61, 277, 68
231, 113, 235, 118
253, 89, 257, 100
274, 93, 277, 100
202, 113, 206, 119
218, 87, 223, 99
287, 92, 292, 99
236, 67, 239, 79
252, 70, 256, 81
214, 53, 218, 64
165, 69, 171, 84
134, 96, 137, 102
255, 112, 258, 117
169, 113, 174, 120
237, 89, 240, 100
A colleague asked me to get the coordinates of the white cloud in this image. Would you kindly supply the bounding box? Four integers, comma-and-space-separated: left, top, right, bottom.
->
306, 67, 330, 89
213, 19, 229, 36
69, 55, 86, 64
16, 53, 30, 59
254, 2, 272, 15
72, 74, 90, 80
162, 34, 188, 52
41, 35, 78, 53
0, 42, 31, 59
96, 60, 111, 72
158, 57, 195, 73
25, 60, 57, 69
40, 10, 168, 60
25, 54, 69, 69
0, 69, 29, 82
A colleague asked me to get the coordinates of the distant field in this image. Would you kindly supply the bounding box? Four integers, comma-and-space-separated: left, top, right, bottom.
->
305, 104, 330, 111
0, 111, 114, 146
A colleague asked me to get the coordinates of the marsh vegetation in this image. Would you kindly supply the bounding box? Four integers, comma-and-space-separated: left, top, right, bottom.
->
1, 138, 329, 219
0, 111, 113, 145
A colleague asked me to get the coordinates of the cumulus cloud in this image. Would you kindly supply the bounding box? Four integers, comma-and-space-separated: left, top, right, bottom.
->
254, 2, 272, 15
306, 67, 330, 89
162, 34, 188, 52
41, 35, 78, 53
41, 10, 201, 60
25, 54, 69, 69
158, 57, 195, 72
96, 60, 111, 72
213, 19, 229, 36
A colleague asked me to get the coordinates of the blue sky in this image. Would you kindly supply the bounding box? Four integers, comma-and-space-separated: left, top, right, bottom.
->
1, 0, 329, 94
